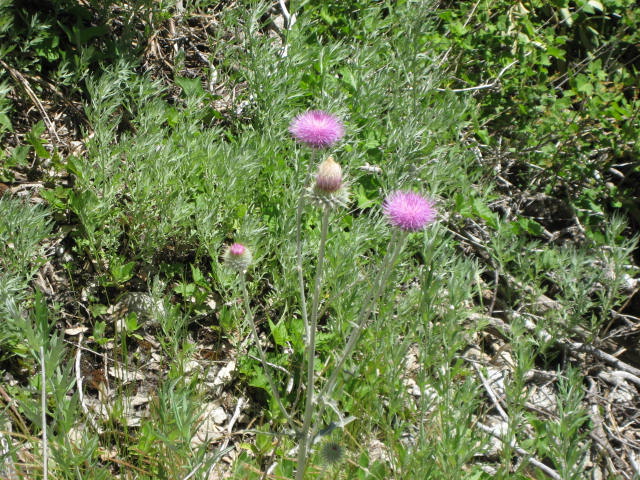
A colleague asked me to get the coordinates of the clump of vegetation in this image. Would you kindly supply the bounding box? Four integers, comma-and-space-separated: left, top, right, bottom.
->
432, 0, 640, 230
0, 0, 639, 479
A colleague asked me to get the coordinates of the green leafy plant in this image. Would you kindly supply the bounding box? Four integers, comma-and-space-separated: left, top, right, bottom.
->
433, 0, 639, 223
0, 1, 638, 479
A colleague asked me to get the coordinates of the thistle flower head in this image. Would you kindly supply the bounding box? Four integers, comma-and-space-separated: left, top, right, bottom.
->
309, 156, 349, 209
319, 441, 344, 466
222, 242, 252, 272
315, 156, 343, 193
289, 110, 344, 149
383, 191, 436, 231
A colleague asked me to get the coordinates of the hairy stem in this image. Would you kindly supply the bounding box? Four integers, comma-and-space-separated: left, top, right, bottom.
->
295, 150, 316, 351
313, 230, 408, 437
40, 345, 48, 480
295, 205, 331, 480
293, 150, 318, 412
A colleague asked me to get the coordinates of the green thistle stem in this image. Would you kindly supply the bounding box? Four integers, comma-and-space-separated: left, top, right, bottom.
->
312, 230, 408, 435
295, 150, 316, 348
293, 150, 317, 416
296, 205, 331, 480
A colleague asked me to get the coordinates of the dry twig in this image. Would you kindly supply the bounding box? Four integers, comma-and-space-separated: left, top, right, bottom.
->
587, 378, 631, 477
434, 60, 518, 93
0, 59, 61, 147
472, 362, 508, 422
0, 385, 30, 437
476, 422, 563, 480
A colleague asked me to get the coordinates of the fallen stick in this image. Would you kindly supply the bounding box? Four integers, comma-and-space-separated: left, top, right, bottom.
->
472, 313, 640, 387
0, 59, 61, 147
476, 422, 562, 480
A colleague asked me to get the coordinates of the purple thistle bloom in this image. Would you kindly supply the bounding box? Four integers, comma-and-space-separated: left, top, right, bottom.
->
383, 191, 436, 232
229, 243, 246, 255
289, 110, 344, 149
223, 242, 253, 272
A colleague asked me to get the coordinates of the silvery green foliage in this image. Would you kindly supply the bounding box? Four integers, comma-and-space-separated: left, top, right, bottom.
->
0, 196, 51, 278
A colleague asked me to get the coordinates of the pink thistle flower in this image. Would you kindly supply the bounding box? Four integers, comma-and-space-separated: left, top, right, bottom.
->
289, 110, 344, 149
229, 243, 246, 255
223, 242, 253, 272
383, 191, 436, 232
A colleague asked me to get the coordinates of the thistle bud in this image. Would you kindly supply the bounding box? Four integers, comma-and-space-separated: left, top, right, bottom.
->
223, 242, 252, 272
315, 156, 343, 193
319, 441, 344, 465
309, 156, 349, 209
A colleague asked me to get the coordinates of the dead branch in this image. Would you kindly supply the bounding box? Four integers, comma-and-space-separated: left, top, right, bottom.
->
476, 421, 563, 480
0, 59, 61, 148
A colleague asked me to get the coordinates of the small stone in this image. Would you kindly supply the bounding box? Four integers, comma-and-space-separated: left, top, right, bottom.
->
599, 372, 635, 404
403, 378, 422, 397
117, 292, 165, 320
368, 438, 391, 464
184, 360, 202, 374
211, 406, 227, 425
483, 415, 509, 458
214, 360, 236, 387
191, 403, 224, 448
527, 383, 557, 412
622, 274, 639, 293
590, 465, 603, 480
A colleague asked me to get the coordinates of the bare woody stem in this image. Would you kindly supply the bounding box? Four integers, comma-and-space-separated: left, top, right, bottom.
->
240, 274, 293, 426
295, 205, 331, 480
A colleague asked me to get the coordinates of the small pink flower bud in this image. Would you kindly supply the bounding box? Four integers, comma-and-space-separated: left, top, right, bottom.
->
223, 242, 253, 272
229, 243, 246, 256
309, 156, 349, 209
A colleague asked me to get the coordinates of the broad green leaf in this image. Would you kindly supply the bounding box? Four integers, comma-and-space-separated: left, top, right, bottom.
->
175, 76, 205, 98
0, 112, 12, 132
110, 259, 136, 283
268, 318, 288, 347
472, 198, 498, 229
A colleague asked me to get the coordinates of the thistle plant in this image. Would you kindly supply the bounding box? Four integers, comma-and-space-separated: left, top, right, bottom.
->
289, 110, 345, 347
223, 112, 437, 479
222, 242, 253, 273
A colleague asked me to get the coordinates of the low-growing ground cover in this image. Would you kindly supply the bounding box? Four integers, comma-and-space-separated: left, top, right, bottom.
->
1, 0, 639, 478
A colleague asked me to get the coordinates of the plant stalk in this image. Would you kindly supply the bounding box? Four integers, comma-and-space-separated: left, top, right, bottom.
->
312, 230, 408, 435
295, 151, 316, 347
40, 345, 48, 480
295, 205, 331, 480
